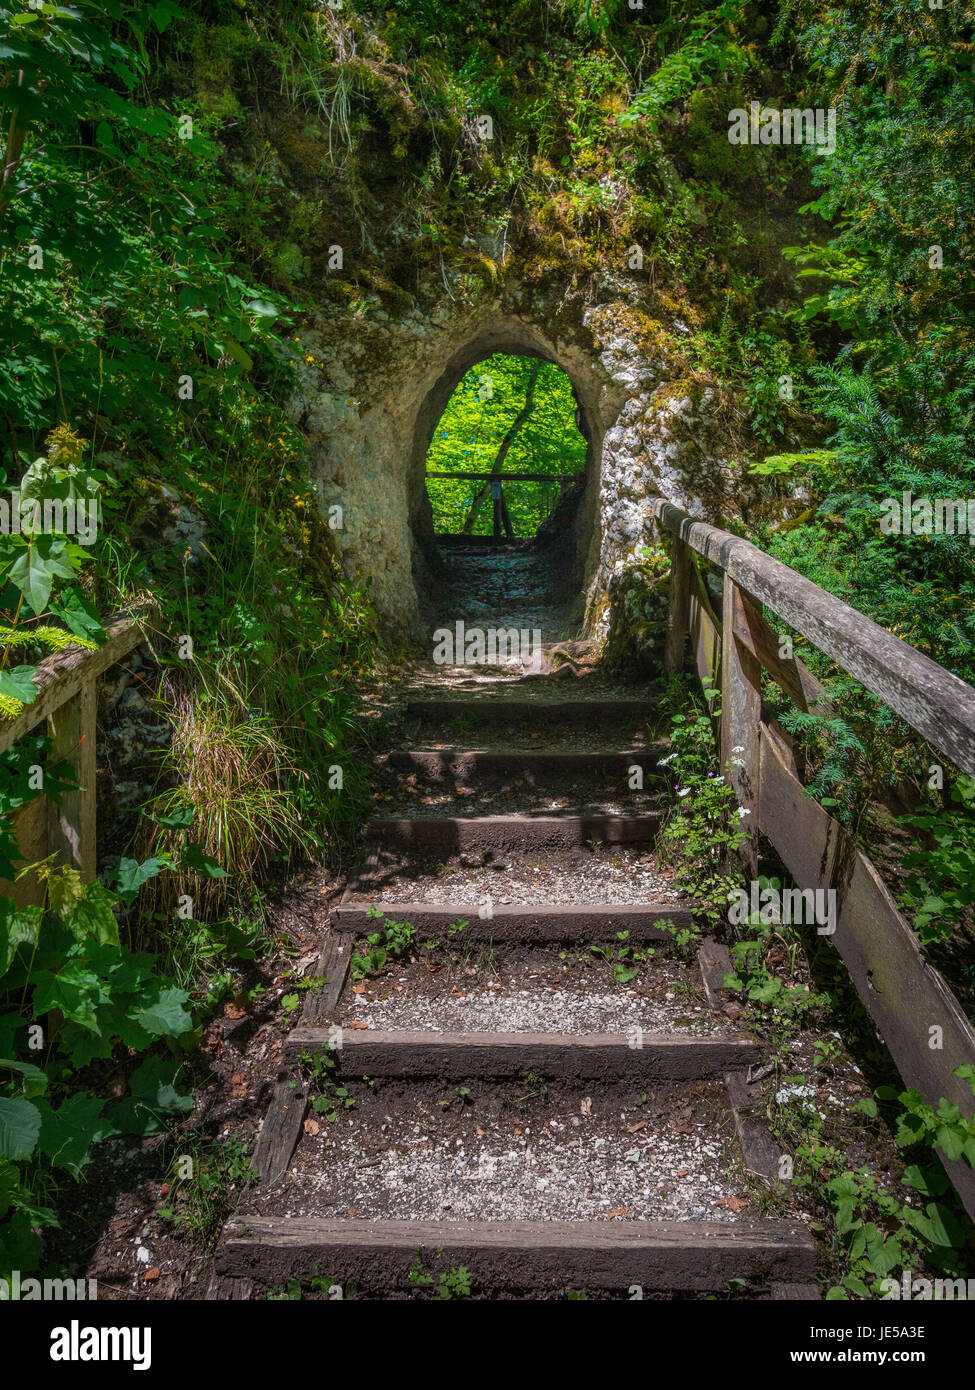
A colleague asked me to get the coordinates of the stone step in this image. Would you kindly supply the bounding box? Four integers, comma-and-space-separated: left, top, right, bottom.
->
285, 1028, 758, 1080
217, 1215, 817, 1293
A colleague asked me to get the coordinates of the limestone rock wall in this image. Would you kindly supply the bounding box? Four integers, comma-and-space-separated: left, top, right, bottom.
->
289, 275, 742, 643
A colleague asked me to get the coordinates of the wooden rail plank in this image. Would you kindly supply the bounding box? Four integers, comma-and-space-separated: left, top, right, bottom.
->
0, 614, 148, 754
665, 535, 691, 673
687, 580, 720, 698
758, 725, 975, 1219
650, 498, 975, 777
729, 590, 831, 716
722, 579, 762, 875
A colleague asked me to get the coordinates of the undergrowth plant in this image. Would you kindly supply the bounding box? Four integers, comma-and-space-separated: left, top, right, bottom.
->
349, 909, 417, 980
656, 674, 749, 926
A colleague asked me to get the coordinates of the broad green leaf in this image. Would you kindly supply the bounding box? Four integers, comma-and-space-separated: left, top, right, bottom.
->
0, 1096, 41, 1160
136, 987, 192, 1038
0, 666, 39, 704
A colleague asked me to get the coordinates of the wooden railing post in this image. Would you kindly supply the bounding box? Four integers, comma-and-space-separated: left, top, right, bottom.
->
47, 677, 97, 879
720, 576, 762, 855
665, 535, 691, 673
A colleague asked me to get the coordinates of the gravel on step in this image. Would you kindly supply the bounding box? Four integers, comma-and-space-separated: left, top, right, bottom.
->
350, 846, 687, 906
336, 948, 737, 1037
243, 1080, 753, 1226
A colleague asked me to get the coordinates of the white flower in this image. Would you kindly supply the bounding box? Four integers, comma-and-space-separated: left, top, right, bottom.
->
657, 753, 676, 766
678, 787, 691, 798
737, 807, 751, 818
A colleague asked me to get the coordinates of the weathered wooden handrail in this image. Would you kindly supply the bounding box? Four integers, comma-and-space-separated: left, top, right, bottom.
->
652, 496, 975, 1220
652, 497, 975, 778
0, 613, 151, 905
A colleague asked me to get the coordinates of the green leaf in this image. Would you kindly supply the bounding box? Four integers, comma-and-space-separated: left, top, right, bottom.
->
109, 1055, 193, 1136
62, 880, 120, 949
115, 855, 170, 902
180, 843, 229, 878
135, 987, 192, 1038
0, 904, 42, 975
34, 1093, 110, 1174
0, 1096, 41, 1160
31, 960, 103, 1032
149, 805, 195, 830
0, 666, 39, 705
0, 1058, 47, 1098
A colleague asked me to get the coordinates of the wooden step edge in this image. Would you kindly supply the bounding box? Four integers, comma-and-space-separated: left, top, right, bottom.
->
216, 1215, 818, 1292
384, 747, 668, 767
404, 699, 655, 723
284, 1029, 759, 1080
331, 901, 694, 942
364, 813, 662, 850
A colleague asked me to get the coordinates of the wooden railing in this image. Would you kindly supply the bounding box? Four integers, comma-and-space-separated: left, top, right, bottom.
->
0, 614, 150, 907
652, 497, 975, 1220
427, 470, 585, 538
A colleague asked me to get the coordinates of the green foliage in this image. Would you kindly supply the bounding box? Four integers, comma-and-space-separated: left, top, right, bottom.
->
158, 1136, 256, 1243
723, 875, 831, 1031
407, 1251, 472, 1299
350, 909, 417, 980
425, 355, 585, 537
897, 777, 975, 947
812, 1069, 975, 1299
0, 852, 196, 1278
656, 675, 749, 924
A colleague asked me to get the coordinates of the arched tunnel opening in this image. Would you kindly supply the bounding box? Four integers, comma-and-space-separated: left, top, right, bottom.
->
424, 353, 587, 543
407, 336, 603, 668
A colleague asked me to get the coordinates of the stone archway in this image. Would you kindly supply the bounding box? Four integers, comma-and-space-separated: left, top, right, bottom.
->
404, 315, 607, 615
291, 285, 741, 641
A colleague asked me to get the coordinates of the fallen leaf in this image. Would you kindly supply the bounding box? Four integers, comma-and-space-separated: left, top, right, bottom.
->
606, 1206, 630, 1220
223, 1000, 247, 1019
626, 1121, 647, 1133
352, 983, 366, 995
727, 1195, 747, 1213
580, 1096, 592, 1116
304, 1118, 321, 1135
346, 1020, 369, 1030
142, 1268, 160, 1282
230, 1074, 247, 1085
